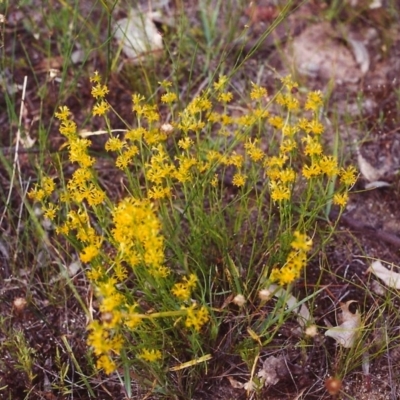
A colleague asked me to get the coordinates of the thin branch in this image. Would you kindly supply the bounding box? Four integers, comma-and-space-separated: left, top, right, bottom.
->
0, 76, 28, 228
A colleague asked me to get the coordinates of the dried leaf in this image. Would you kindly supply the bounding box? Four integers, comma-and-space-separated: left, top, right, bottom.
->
347, 37, 369, 74
325, 301, 361, 348
257, 355, 287, 387
113, 10, 163, 64
367, 260, 400, 289
67, 260, 81, 277
243, 380, 256, 391
227, 376, 243, 389
268, 284, 311, 328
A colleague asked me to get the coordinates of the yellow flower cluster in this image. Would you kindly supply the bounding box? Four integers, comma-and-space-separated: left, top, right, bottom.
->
112, 197, 168, 277
29, 71, 361, 377
138, 348, 162, 362
269, 231, 313, 285
184, 305, 210, 331
172, 274, 198, 300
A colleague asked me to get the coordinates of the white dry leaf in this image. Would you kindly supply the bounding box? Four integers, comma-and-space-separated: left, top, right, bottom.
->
67, 260, 81, 277
243, 380, 256, 391
369, 0, 382, 8
70, 49, 85, 64
347, 37, 370, 75
268, 284, 311, 328
113, 10, 163, 64
367, 260, 400, 289
78, 129, 127, 138
325, 301, 361, 348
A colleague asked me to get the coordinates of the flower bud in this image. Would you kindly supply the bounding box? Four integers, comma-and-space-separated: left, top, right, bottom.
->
233, 294, 246, 307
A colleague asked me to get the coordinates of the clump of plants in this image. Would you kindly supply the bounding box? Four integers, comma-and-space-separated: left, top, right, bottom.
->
28, 72, 357, 397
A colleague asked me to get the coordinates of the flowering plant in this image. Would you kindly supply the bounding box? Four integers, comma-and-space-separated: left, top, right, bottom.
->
28, 72, 357, 395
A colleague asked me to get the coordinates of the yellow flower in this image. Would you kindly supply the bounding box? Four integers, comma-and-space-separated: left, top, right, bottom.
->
264, 155, 287, 169
305, 90, 323, 111
59, 119, 77, 138
318, 155, 339, 177
148, 186, 171, 200
340, 165, 358, 187
221, 114, 234, 126
232, 172, 247, 187
124, 304, 143, 329
80, 244, 100, 263
280, 75, 298, 91
245, 140, 264, 162
115, 146, 139, 169
302, 163, 322, 179
161, 92, 177, 104
214, 75, 229, 91
307, 120, 324, 135
93, 100, 110, 116
97, 354, 117, 375
42, 204, 59, 220
209, 174, 218, 187
253, 108, 269, 120
185, 305, 209, 331
172, 283, 191, 300
138, 349, 162, 362
218, 92, 233, 103
28, 186, 46, 202
87, 187, 106, 206
132, 93, 145, 105
87, 321, 110, 355
280, 139, 297, 154
158, 80, 172, 88
114, 263, 128, 282
277, 168, 296, 184
268, 115, 284, 130
270, 181, 290, 202
333, 192, 349, 207
172, 274, 198, 300
269, 268, 281, 283
291, 231, 312, 252
126, 127, 146, 142
276, 93, 299, 110
228, 152, 244, 168
42, 176, 56, 195
55, 106, 71, 121
105, 137, 125, 152
282, 125, 298, 137
277, 266, 297, 285
250, 82, 267, 100
91, 83, 109, 99
286, 95, 300, 111
266, 167, 280, 181
297, 117, 310, 131
302, 136, 323, 157
90, 71, 101, 84
207, 111, 221, 123
178, 137, 193, 150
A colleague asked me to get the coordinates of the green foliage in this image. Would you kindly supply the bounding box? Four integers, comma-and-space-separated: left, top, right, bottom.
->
27, 69, 356, 396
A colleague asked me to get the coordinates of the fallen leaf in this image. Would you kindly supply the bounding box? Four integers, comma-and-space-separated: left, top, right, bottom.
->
257, 355, 287, 387
268, 284, 311, 328
227, 376, 243, 389
325, 301, 361, 348
113, 10, 163, 64
367, 260, 400, 289
243, 380, 256, 391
